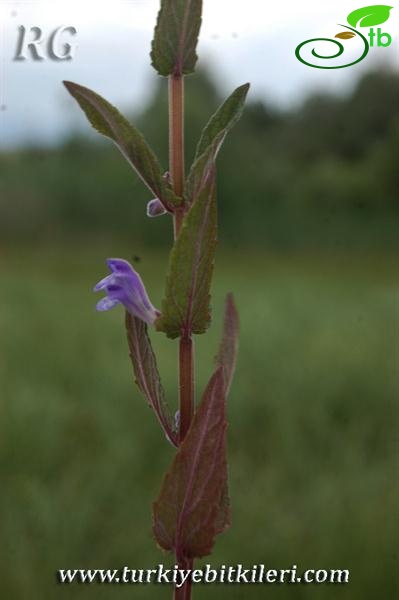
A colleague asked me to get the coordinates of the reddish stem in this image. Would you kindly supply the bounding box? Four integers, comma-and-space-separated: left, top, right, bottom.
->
169, 75, 185, 238
168, 74, 194, 442
173, 558, 193, 600
169, 74, 194, 599
179, 336, 194, 441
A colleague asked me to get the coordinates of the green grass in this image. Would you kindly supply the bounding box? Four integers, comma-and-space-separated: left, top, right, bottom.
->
1, 245, 398, 599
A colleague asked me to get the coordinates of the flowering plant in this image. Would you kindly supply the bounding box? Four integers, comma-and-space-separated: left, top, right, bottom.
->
64, 1, 249, 597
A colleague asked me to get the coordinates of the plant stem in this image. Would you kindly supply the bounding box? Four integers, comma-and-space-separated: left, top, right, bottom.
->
169, 74, 185, 238
173, 558, 193, 600
179, 335, 194, 441
169, 73, 194, 600
169, 73, 194, 442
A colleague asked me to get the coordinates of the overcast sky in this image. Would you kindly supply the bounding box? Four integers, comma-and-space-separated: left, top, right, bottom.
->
1, 0, 398, 148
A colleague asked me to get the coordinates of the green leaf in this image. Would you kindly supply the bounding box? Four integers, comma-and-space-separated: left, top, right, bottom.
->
156, 171, 217, 339
347, 5, 392, 28
125, 312, 178, 447
195, 83, 250, 160
217, 293, 240, 396
185, 84, 250, 202
153, 367, 227, 559
151, 0, 203, 76
63, 81, 181, 207
185, 131, 225, 202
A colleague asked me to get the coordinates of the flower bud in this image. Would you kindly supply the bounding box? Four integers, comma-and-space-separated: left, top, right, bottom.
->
147, 198, 167, 218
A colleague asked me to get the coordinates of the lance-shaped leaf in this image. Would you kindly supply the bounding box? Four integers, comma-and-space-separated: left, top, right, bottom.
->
195, 83, 250, 161
185, 131, 225, 203
151, 0, 203, 76
214, 293, 239, 534
126, 312, 178, 447
156, 171, 217, 339
153, 367, 227, 559
217, 293, 240, 405
185, 83, 250, 202
214, 479, 231, 536
63, 81, 180, 208
347, 5, 392, 28
153, 296, 239, 555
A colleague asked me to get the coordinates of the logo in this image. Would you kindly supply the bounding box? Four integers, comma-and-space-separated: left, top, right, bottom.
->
13, 25, 78, 61
295, 4, 393, 69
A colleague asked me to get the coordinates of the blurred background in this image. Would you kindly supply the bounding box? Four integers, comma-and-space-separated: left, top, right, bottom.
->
1, 1, 398, 598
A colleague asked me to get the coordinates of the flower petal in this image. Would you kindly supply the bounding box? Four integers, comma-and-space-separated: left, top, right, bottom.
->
96, 296, 120, 311
94, 258, 160, 325
106, 258, 135, 274
93, 274, 114, 292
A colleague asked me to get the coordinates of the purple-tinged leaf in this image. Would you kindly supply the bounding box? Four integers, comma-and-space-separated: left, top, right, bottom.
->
151, 0, 203, 76
152, 296, 239, 555
126, 312, 178, 447
214, 480, 231, 536
213, 293, 240, 534
156, 170, 217, 339
63, 81, 181, 208
153, 367, 227, 559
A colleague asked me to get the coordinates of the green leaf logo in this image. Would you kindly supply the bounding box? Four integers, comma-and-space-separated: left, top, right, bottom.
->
347, 5, 393, 28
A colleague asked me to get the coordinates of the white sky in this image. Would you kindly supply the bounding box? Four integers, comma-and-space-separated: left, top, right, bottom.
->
1, 0, 398, 147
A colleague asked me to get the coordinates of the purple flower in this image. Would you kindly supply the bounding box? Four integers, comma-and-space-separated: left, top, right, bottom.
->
147, 197, 168, 218
94, 258, 160, 325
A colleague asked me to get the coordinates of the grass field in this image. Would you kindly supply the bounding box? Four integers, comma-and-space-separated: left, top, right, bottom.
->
1, 244, 398, 599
